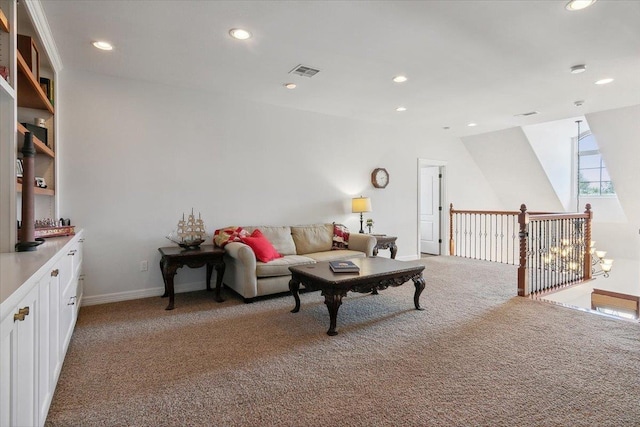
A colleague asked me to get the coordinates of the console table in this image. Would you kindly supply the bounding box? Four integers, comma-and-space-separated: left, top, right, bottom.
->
372, 234, 398, 259
158, 245, 225, 310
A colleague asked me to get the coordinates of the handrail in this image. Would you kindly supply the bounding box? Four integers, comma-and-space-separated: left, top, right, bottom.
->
450, 203, 593, 297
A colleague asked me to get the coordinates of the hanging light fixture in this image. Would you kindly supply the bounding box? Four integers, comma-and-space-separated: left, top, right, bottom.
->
589, 241, 613, 277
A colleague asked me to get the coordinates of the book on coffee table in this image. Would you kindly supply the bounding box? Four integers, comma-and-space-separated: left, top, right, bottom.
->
329, 260, 360, 273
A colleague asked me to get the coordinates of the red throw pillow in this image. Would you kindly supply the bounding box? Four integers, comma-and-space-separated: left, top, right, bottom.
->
240, 229, 283, 263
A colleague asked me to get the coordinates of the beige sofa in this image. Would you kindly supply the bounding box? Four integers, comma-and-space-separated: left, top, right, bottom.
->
223, 223, 376, 302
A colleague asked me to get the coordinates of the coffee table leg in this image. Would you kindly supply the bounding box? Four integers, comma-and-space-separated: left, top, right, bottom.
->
413, 275, 426, 310
323, 290, 346, 336
289, 277, 301, 313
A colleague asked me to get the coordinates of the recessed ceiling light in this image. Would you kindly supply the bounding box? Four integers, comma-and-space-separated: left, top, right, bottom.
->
565, 0, 597, 11
393, 75, 407, 83
396, 106, 407, 112
570, 64, 587, 74
92, 41, 113, 51
229, 28, 252, 40
284, 83, 297, 89
467, 123, 477, 127
595, 78, 614, 85
442, 126, 450, 130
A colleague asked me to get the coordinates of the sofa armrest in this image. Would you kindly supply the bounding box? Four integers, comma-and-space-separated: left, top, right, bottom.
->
225, 241, 256, 266
348, 233, 376, 257
223, 242, 258, 299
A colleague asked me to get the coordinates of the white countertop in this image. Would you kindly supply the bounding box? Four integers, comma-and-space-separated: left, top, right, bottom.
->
0, 234, 79, 306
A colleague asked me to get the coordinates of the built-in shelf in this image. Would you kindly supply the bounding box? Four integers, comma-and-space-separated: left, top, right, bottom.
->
17, 122, 54, 158
16, 182, 55, 196
0, 8, 8, 33
16, 51, 54, 113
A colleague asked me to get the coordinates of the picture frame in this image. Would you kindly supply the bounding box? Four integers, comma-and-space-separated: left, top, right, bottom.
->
16, 159, 23, 178
17, 35, 39, 80
40, 77, 51, 100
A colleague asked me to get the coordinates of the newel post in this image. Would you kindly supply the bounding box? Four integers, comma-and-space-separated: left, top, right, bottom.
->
517, 204, 529, 296
449, 203, 455, 256
583, 203, 593, 281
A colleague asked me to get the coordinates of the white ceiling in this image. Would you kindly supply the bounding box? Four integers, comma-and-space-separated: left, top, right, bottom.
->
39, 0, 640, 137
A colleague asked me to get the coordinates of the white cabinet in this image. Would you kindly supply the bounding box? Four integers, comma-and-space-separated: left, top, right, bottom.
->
0, 231, 84, 427
1, 284, 39, 427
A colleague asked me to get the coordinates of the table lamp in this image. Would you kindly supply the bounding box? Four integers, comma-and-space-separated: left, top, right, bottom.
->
352, 196, 372, 234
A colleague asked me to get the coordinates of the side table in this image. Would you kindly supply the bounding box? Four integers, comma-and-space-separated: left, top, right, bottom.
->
158, 245, 225, 310
371, 234, 398, 259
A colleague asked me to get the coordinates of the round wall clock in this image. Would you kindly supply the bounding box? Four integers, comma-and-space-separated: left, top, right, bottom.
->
371, 168, 389, 188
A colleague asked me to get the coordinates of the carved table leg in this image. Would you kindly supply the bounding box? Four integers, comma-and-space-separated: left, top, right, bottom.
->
160, 259, 168, 298
323, 289, 346, 336
390, 243, 398, 259
163, 265, 179, 310
206, 263, 213, 291
289, 277, 301, 313
213, 262, 225, 303
413, 275, 426, 310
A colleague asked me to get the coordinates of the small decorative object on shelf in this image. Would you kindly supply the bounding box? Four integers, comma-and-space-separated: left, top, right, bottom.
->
19, 218, 75, 239
166, 208, 208, 250
35, 176, 47, 188
0, 65, 8, 81
366, 218, 374, 234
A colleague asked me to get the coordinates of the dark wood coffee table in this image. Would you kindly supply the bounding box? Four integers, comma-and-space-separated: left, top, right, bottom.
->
289, 257, 426, 335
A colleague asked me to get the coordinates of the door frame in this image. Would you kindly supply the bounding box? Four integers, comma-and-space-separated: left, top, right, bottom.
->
417, 158, 448, 256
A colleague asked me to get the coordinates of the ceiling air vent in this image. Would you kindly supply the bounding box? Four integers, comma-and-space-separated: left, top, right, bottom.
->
289, 64, 320, 78
514, 111, 539, 117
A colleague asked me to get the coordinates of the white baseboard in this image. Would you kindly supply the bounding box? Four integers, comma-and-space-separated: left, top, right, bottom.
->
81, 281, 208, 306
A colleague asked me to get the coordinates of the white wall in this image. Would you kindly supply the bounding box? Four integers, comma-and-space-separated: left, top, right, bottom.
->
461, 127, 563, 212
522, 117, 585, 211
586, 105, 640, 261
58, 69, 501, 302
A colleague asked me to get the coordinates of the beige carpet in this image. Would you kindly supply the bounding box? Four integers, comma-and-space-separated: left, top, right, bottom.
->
47, 257, 640, 426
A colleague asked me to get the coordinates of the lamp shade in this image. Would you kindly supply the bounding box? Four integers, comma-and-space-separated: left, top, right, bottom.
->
352, 197, 372, 213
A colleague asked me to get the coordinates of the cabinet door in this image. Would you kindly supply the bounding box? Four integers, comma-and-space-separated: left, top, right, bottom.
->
56, 250, 73, 359
38, 267, 61, 423
0, 308, 17, 427
59, 276, 78, 355
0, 284, 39, 427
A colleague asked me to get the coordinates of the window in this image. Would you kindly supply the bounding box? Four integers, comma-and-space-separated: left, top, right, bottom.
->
578, 132, 615, 196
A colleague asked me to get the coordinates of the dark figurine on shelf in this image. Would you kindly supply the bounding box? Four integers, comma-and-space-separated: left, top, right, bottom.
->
16, 132, 44, 251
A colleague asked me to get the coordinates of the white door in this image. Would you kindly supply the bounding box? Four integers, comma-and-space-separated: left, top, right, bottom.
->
420, 166, 441, 254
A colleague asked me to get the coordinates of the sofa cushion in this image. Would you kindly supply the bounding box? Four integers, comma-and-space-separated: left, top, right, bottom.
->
291, 224, 333, 255
240, 229, 283, 263
255, 255, 316, 278
244, 226, 296, 255
304, 249, 366, 262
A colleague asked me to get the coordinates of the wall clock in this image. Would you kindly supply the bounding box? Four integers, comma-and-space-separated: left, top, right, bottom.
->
371, 168, 389, 188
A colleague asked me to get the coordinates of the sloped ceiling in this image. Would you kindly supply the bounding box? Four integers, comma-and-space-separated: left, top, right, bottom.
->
39, 0, 640, 137
461, 127, 564, 212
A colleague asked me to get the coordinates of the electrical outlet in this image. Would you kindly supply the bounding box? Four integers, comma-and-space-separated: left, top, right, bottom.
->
140, 260, 148, 272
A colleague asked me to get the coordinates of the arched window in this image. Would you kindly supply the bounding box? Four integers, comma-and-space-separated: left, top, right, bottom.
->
578, 132, 615, 196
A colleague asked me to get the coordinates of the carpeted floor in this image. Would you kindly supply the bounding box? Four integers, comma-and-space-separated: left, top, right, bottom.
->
46, 257, 640, 426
